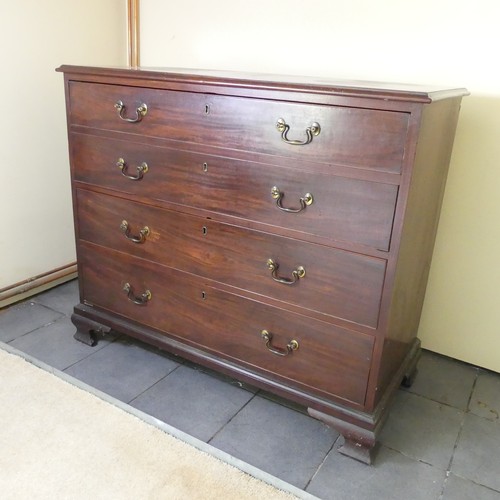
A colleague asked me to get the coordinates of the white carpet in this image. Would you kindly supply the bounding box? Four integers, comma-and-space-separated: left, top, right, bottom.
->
0, 345, 311, 499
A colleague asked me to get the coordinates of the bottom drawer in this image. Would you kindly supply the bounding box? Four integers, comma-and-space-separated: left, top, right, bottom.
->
79, 242, 374, 406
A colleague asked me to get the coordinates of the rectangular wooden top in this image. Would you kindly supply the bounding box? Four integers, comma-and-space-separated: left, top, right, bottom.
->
57, 65, 468, 103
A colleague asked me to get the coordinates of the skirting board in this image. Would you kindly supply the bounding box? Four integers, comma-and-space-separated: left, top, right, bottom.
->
0, 263, 77, 309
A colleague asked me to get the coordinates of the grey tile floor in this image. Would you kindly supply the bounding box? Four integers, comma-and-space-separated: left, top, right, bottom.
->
1, 279, 500, 499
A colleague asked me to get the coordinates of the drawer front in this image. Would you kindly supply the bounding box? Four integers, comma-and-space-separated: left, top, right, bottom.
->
79, 242, 374, 405
69, 81, 408, 173
77, 189, 386, 328
72, 133, 398, 250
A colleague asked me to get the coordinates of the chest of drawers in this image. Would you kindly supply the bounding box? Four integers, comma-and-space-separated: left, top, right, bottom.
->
57, 65, 467, 464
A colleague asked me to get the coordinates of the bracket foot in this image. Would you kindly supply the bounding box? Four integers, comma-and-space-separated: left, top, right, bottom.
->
71, 313, 110, 346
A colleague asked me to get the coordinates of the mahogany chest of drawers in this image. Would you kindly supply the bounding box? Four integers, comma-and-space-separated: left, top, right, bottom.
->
57, 65, 467, 463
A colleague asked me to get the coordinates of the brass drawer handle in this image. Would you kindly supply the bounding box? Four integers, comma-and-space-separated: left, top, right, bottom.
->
123, 282, 152, 305
116, 158, 148, 181
261, 330, 299, 356
271, 186, 313, 213
276, 118, 320, 146
114, 100, 148, 123
267, 258, 305, 285
120, 220, 150, 243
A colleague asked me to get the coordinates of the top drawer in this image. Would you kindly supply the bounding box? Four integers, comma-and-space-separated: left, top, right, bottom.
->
68, 81, 409, 173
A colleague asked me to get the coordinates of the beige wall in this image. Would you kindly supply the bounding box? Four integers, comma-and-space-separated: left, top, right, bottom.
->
140, 0, 500, 372
0, 0, 127, 291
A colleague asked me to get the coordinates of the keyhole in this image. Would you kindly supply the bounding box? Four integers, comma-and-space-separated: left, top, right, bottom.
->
202, 226, 207, 235
201, 291, 206, 300
203, 162, 208, 172
205, 104, 210, 115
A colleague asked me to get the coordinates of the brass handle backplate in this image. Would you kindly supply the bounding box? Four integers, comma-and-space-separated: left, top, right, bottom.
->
276, 118, 320, 146
261, 330, 299, 356
267, 259, 305, 285
120, 220, 150, 244
116, 158, 148, 181
271, 186, 313, 213
123, 282, 152, 305
114, 100, 148, 123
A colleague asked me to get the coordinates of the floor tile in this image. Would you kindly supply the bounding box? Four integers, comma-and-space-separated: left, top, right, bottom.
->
307, 445, 445, 500
452, 413, 500, 491
406, 350, 478, 410
469, 370, 500, 421
442, 474, 500, 500
8, 317, 114, 370
379, 390, 464, 468
130, 364, 255, 442
31, 279, 79, 316
209, 395, 338, 489
182, 359, 259, 393
64, 336, 181, 403
0, 302, 63, 343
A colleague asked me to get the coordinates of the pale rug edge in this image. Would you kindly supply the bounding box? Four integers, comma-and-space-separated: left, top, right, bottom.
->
0, 341, 318, 500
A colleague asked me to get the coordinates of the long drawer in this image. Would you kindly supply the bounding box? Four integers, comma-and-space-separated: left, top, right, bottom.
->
68, 81, 408, 173
77, 189, 386, 328
79, 242, 374, 405
71, 133, 399, 251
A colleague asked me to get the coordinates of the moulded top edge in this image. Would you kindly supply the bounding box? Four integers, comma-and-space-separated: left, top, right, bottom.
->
56, 65, 469, 103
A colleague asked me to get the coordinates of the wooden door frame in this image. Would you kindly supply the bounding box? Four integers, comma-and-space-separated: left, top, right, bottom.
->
128, 0, 140, 66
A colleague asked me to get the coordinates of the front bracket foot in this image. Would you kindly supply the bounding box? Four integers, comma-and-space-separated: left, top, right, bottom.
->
308, 407, 377, 465
337, 435, 377, 464
71, 313, 111, 346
